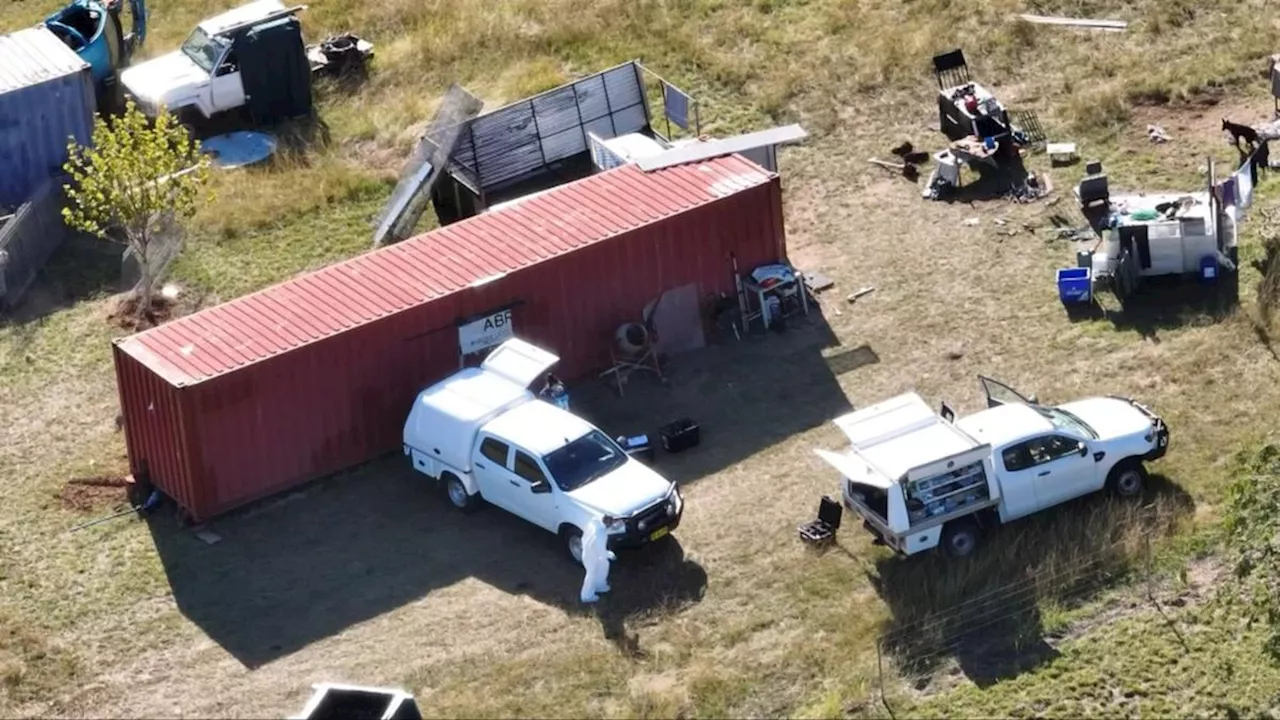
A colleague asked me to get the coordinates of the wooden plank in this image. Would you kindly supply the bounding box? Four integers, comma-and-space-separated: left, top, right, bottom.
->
1017, 14, 1127, 30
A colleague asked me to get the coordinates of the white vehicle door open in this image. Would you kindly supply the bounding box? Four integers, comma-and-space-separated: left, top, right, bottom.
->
473, 436, 513, 509
210, 46, 246, 113
979, 375, 1035, 408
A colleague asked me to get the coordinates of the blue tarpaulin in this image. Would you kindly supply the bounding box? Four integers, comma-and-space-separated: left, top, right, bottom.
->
202, 131, 278, 169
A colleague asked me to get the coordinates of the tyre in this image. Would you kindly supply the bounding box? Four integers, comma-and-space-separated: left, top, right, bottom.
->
941, 519, 980, 559
443, 474, 479, 513
562, 525, 584, 564
1107, 460, 1148, 498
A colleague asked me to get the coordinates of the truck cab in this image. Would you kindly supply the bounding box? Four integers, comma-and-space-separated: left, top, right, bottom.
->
403, 338, 683, 561
818, 376, 1169, 559
120, 0, 310, 121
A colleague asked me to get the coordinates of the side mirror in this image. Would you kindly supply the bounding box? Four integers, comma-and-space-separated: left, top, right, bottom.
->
531, 480, 552, 494
1078, 442, 1088, 457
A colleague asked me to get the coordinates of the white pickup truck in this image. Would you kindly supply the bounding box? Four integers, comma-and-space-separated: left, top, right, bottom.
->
403, 338, 684, 561
120, 0, 301, 119
817, 376, 1170, 558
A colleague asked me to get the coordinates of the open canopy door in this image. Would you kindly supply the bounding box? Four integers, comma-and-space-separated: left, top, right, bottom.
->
481, 338, 559, 388
978, 375, 1034, 408
814, 448, 894, 490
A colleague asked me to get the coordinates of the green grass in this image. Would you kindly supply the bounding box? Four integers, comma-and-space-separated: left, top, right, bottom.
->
6, 0, 1280, 715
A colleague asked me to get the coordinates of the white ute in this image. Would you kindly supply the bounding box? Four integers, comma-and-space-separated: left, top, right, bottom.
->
817, 375, 1170, 558
120, 0, 296, 119
403, 338, 684, 561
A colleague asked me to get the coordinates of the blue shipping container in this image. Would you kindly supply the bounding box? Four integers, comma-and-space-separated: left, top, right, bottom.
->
0, 27, 95, 209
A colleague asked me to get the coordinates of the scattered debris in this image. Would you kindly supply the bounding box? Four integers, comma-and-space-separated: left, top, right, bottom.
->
963, 217, 980, 226
1148, 125, 1170, 143
1047, 142, 1078, 165
160, 283, 182, 301
1016, 14, 1127, 31
194, 528, 223, 545
993, 217, 1008, 226
1009, 171, 1052, 203
868, 158, 919, 181
69, 489, 161, 532
846, 286, 876, 303
1257, 119, 1280, 141
307, 33, 375, 78
803, 271, 835, 293
944, 347, 965, 360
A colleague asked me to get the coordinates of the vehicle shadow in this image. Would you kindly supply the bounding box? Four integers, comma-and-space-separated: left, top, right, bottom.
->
866, 473, 1194, 689
1104, 275, 1239, 341
146, 460, 706, 669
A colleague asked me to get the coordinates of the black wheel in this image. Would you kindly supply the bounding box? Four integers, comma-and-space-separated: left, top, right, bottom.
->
1107, 460, 1147, 498
443, 474, 480, 513
561, 525, 584, 564
941, 519, 980, 559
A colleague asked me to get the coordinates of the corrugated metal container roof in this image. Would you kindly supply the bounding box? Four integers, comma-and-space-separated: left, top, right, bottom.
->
118, 155, 774, 387
0, 28, 91, 95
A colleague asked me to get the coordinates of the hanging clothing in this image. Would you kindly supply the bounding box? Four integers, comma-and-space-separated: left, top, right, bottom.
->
1237, 167, 1255, 211
1221, 177, 1237, 208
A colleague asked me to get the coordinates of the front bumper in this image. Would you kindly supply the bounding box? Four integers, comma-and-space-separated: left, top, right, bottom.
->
608, 497, 684, 549
1113, 396, 1170, 461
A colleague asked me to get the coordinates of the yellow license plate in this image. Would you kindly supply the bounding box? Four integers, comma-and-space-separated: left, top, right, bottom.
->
649, 526, 670, 541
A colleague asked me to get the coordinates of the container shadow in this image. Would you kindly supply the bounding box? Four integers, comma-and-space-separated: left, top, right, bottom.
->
867, 474, 1194, 689
147, 464, 706, 669
1, 233, 123, 326
147, 309, 857, 668
567, 309, 861, 488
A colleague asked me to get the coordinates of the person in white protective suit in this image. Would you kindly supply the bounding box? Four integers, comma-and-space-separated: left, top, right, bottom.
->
580, 515, 616, 604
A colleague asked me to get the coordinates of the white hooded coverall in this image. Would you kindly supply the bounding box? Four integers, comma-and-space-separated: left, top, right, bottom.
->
580, 516, 616, 603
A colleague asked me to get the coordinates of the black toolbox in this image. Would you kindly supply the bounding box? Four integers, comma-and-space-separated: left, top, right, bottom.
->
659, 418, 700, 453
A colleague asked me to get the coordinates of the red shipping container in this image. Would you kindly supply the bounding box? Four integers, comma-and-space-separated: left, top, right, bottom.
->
113, 155, 788, 522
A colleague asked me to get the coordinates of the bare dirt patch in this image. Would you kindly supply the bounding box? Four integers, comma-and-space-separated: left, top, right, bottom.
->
58, 477, 129, 513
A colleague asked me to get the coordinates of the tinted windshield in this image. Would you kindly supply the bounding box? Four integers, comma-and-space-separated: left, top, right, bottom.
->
180, 27, 222, 73
1038, 406, 1098, 439
543, 430, 628, 492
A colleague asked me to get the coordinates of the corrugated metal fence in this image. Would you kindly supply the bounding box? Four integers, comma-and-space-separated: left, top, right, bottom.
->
448, 62, 649, 194
0, 175, 72, 309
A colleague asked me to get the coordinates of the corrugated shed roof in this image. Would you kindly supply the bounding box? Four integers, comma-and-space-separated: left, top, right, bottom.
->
0, 28, 91, 95
118, 155, 775, 386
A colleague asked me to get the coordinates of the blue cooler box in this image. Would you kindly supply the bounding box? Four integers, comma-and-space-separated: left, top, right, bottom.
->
1057, 267, 1092, 305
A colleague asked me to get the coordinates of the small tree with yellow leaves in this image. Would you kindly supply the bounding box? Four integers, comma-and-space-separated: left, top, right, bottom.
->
63, 100, 211, 318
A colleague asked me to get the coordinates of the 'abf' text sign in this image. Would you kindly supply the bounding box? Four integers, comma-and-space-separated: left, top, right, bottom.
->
459, 308, 513, 355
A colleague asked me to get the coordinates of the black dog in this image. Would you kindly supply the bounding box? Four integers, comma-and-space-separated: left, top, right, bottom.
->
1224, 118, 1260, 150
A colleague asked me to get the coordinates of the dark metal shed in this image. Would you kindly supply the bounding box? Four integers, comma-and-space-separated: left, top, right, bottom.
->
113, 154, 787, 521
430, 60, 699, 225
